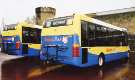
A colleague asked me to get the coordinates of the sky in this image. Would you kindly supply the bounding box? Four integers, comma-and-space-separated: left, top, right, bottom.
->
0, 0, 135, 25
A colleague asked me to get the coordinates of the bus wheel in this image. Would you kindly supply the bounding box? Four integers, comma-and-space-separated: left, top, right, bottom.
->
98, 54, 105, 67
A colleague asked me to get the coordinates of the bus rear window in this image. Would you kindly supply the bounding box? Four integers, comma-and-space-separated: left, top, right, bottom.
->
22, 27, 41, 44
44, 16, 73, 28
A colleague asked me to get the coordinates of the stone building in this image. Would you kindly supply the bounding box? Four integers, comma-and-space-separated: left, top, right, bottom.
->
35, 7, 56, 26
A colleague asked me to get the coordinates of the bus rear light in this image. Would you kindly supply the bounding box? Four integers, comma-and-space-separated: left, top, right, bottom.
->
16, 41, 20, 49
72, 44, 80, 57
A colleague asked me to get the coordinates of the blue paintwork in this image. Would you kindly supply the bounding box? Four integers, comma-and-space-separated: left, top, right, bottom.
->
40, 35, 74, 61
28, 48, 40, 56
40, 34, 129, 67
2, 35, 40, 56
105, 52, 128, 62
60, 52, 128, 67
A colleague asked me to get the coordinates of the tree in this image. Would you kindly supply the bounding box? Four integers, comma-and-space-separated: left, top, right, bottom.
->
25, 16, 36, 24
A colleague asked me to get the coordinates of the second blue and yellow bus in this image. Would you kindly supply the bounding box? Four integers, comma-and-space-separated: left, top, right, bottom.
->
40, 14, 129, 67
1, 22, 42, 56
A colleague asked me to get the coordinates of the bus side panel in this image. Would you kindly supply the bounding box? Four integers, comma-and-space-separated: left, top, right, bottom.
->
67, 51, 128, 67
60, 49, 99, 67
63, 47, 129, 67
105, 52, 129, 62
28, 48, 40, 56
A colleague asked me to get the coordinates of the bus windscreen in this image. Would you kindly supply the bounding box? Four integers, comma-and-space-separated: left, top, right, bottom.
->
22, 27, 41, 44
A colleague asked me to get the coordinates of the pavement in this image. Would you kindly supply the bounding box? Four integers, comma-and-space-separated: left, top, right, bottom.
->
0, 53, 22, 62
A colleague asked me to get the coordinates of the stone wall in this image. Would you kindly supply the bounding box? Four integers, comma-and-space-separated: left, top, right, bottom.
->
94, 12, 135, 34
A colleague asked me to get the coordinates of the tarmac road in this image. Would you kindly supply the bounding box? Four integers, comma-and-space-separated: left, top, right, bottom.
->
0, 52, 135, 80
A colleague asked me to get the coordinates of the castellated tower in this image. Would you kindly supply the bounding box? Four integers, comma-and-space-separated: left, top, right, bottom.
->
35, 7, 56, 25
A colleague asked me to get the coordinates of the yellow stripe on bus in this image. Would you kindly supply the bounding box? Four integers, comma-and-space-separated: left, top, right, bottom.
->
88, 46, 129, 55
28, 44, 41, 49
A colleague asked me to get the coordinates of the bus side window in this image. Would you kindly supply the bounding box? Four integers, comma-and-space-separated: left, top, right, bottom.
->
95, 24, 100, 38
95, 24, 103, 46
87, 23, 96, 46
121, 32, 128, 46
88, 23, 95, 39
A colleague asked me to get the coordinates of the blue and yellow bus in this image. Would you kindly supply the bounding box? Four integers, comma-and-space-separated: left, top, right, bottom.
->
1, 22, 42, 56
40, 14, 129, 67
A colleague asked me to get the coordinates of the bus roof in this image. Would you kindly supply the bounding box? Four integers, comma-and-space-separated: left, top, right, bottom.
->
32, 25, 43, 29
2, 22, 42, 36
18, 22, 43, 29
43, 13, 127, 32
3, 22, 42, 31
